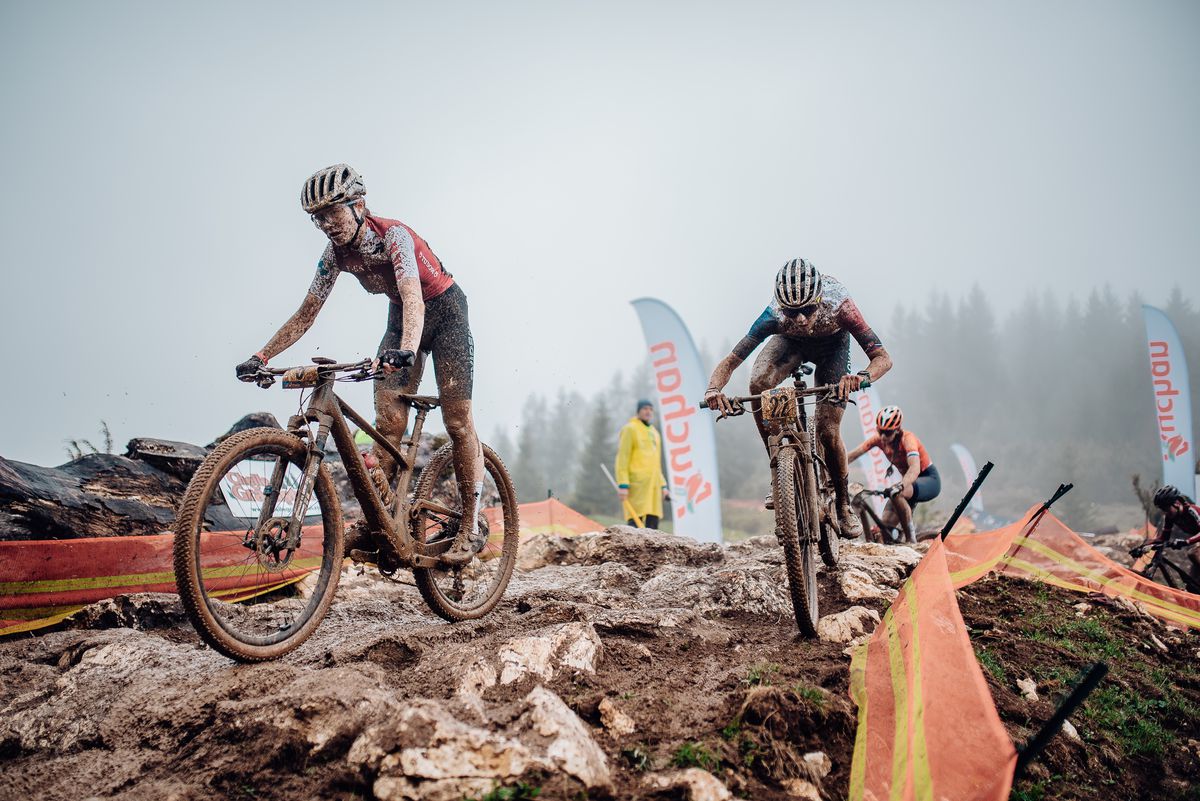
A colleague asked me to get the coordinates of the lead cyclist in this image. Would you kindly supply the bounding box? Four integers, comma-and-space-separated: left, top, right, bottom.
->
234, 164, 483, 566
704, 259, 893, 539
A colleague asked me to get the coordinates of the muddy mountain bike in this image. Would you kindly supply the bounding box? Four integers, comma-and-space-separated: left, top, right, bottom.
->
1131, 535, 1200, 594
850, 469, 913, 545
704, 364, 850, 636
173, 357, 519, 662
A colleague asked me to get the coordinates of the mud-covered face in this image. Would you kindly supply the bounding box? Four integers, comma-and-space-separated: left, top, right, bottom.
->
311, 200, 364, 246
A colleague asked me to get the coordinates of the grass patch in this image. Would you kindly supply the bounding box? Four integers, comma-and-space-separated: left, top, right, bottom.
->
1079, 686, 1174, 757
671, 741, 719, 772
974, 646, 1006, 683
720, 717, 742, 740
793, 684, 827, 707
742, 663, 780, 687
471, 783, 542, 801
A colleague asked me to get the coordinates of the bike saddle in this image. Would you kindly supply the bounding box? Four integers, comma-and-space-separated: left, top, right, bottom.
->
399, 393, 441, 410
791, 364, 815, 378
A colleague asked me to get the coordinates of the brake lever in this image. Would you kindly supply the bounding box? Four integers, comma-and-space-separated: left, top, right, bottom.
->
255, 374, 276, 389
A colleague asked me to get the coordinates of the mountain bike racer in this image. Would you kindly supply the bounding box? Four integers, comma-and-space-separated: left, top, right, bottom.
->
234, 164, 483, 566
703, 259, 893, 538
845, 405, 940, 543
1136, 484, 1200, 580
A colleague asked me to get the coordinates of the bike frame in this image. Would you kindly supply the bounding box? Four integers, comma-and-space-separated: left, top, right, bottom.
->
256, 361, 458, 569
1141, 546, 1200, 593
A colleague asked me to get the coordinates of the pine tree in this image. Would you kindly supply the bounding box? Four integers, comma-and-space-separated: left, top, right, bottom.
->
572, 401, 617, 516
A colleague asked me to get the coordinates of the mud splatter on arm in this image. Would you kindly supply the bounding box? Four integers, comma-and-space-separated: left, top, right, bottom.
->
839, 299, 892, 382
258, 292, 327, 362
397, 277, 424, 353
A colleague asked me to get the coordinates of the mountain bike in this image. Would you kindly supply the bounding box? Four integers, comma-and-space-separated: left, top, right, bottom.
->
1131, 536, 1200, 594
173, 357, 519, 662
851, 483, 908, 544
704, 364, 850, 636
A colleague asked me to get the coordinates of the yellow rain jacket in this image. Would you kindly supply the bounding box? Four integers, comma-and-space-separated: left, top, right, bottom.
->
615, 417, 666, 519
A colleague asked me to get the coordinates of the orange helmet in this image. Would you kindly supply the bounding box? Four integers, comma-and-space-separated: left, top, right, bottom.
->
876, 405, 903, 431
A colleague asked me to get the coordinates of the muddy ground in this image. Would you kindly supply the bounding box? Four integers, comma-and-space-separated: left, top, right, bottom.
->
1, 530, 1196, 801
0, 531, 917, 801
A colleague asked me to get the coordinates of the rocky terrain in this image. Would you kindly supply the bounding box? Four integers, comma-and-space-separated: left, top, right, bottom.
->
0, 529, 922, 801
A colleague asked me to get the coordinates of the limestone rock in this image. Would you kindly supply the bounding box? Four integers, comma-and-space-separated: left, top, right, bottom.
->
458, 623, 603, 696
817, 606, 880, 643
598, 697, 637, 737
643, 768, 732, 800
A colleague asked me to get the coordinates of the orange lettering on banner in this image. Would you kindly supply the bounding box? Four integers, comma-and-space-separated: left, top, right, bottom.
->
1148, 340, 1191, 460
649, 339, 712, 519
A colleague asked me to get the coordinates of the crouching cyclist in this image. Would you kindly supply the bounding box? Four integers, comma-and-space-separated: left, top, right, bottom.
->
845, 405, 940, 543
1139, 485, 1200, 581
704, 259, 893, 539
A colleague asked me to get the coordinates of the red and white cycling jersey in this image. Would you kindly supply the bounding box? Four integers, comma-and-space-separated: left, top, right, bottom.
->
308, 215, 454, 304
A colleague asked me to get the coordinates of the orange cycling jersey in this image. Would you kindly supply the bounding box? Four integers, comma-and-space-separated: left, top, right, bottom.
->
863, 430, 932, 473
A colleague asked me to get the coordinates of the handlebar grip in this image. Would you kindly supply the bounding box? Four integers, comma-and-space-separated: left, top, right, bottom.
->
859, 377, 872, 389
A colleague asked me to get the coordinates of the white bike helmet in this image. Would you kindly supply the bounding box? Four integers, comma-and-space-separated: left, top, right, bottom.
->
775, 258, 823, 308
301, 164, 366, 213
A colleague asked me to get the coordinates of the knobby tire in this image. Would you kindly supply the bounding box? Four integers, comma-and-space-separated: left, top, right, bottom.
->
774, 450, 820, 637
173, 427, 344, 662
411, 442, 519, 622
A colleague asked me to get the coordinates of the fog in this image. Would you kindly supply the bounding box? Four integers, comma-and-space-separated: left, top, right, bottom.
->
2, 0, 1197, 473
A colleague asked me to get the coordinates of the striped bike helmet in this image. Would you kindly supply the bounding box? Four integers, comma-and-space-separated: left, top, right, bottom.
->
775, 258, 823, 308
876, 405, 903, 432
301, 164, 366, 214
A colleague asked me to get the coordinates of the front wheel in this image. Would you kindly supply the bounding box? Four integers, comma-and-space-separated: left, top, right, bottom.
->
173, 428, 344, 662
411, 442, 519, 622
774, 450, 820, 637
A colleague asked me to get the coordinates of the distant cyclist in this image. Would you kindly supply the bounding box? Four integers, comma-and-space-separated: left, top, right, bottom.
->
704, 259, 893, 538
845, 405, 940, 543
1140, 485, 1200, 580
234, 164, 483, 566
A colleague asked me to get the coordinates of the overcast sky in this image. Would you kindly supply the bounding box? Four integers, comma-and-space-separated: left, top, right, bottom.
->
1, 0, 1197, 466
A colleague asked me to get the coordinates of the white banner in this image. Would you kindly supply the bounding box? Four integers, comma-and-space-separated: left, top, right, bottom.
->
949, 443, 985, 514
1143, 305, 1196, 493
631, 298, 723, 542
853, 385, 889, 516
218, 458, 320, 519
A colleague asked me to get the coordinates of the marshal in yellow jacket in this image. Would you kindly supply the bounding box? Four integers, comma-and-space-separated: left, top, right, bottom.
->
615, 416, 667, 519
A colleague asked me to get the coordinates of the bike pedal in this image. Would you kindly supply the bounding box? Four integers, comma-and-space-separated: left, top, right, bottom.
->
349, 548, 378, 565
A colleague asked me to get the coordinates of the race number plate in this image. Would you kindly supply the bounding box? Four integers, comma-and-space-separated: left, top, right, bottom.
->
761, 387, 798, 422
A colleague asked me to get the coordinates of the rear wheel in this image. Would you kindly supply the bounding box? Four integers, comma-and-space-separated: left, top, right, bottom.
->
774, 450, 819, 637
411, 443, 519, 621
173, 428, 343, 662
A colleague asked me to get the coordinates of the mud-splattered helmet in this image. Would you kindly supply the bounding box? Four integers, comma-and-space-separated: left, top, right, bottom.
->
1154, 484, 1186, 510
774, 258, 823, 309
876, 406, 903, 432
301, 164, 366, 214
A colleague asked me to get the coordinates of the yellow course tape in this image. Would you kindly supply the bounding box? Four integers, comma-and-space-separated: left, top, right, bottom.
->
848, 641, 870, 801
0, 556, 325, 597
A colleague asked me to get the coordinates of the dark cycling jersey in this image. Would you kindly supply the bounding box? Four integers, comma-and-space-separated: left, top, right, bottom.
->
308, 215, 455, 304
1164, 501, 1200, 539
733, 275, 884, 360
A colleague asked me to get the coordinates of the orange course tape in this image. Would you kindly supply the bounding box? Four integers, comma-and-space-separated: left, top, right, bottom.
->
849, 537, 1016, 801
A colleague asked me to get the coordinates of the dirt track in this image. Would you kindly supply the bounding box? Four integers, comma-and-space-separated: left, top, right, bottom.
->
0, 530, 921, 801
5, 529, 1195, 800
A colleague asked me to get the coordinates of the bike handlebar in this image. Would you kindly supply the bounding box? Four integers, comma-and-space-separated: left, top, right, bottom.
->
1130, 539, 1191, 556
241, 358, 376, 389
698, 383, 847, 419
